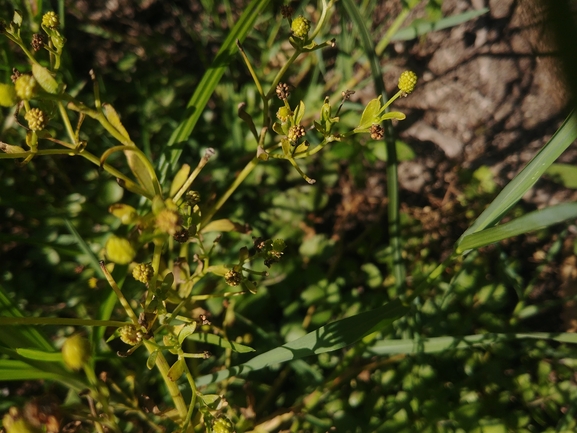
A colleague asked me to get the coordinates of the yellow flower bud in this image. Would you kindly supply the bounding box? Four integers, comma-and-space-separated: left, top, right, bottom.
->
105, 235, 136, 265
398, 70, 417, 95
291, 16, 311, 39
61, 334, 91, 370
41, 11, 59, 29
0, 83, 17, 107
14, 75, 37, 101
24, 108, 48, 131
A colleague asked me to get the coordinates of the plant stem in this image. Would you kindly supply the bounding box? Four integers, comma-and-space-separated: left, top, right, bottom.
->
0, 317, 128, 327
199, 156, 259, 228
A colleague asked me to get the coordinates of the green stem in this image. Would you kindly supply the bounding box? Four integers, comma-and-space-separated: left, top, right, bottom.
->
173, 148, 215, 202
265, 50, 302, 100
199, 156, 260, 228
0, 317, 128, 327
142, 340, 189, 424
57, 101, 77, 144
375, 6, 411, 56
99, 262, 141, 326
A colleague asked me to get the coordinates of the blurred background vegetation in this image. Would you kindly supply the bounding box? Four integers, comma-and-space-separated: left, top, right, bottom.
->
1, 0, 577, 432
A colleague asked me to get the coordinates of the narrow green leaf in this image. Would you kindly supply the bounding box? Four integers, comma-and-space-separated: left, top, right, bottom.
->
195, 299, 408, 386
147, 350, 159, 370
390, 8, 489, 41
167, 358, 185, 381
0, 284, 54, 352
157, 0, 272, 182
0, 360, 68, 381
458, 109, 577, 245
368, 332, 577, 356
546, 163, 577, 188
15, 348, 63, 362
355, 97, 381, 131
189, 332, 255, 353
178, 323, 197, 346
458, 202, 577, 252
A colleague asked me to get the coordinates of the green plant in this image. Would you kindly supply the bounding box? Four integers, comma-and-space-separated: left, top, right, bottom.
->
2, 1, 577, 432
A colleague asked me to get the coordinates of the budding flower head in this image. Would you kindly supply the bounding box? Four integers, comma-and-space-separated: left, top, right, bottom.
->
42, 11, 59, 29
213, 415, 236, 433
288, 124, 306, 142
185, 190, 201, 206
105, 235, 136, 265
31, 33, 46, 52
132, 262, 154, 284
224, 269, 242, 287
291, 15, 311, 39
276, 106, 291, 123
24, 108, 48, 131
398, 70, 417, 95
155, 208, 180, 236
62, 334, 91, 370
370, 124, 384, 140
275, 82, 290, 100
119, 325, 142, 346
14, 75, 37, 101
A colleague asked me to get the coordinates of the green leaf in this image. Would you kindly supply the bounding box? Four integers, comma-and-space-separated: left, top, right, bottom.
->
368, 332, 577, 356
189, 333, 255, 353
167, 358, 185, 381
15, 348, 63, 362
355, 97, 382, 132
201, 219, 245, 233
545, 163, 577, 188
458, 109, 577, 247
0, 360, 67, 381
293, 100, 306, 125
146, 350, 159, 370
157, 0, 272, 183
169, 163, 191, 198
457, 202, 577, 253
32, 63, 59, 94
391, 8, 489, 41
178, 323, 197, 346
195, 299, 408, 386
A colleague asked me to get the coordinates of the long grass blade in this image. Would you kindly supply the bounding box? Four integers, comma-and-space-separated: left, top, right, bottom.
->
457, 202, 577, 252
157, 0, 271, 183
195, 299, 408, 386
368, 332, 577, 355
390, 8, 489, 42
342, 0, 406, 289
457, 109, 577, 246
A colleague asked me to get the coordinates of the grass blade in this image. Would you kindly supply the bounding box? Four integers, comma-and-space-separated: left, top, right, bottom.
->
457, 202, 577, 252
157, 0, 271, 183
457, 109, 577, 246
368, 332, 577, 355
195, 299, 408, 386
390, 8, 489, 41
342, 0, 406, 288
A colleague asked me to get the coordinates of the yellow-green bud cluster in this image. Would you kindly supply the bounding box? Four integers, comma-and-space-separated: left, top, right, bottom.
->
288, 124, 306, 142
14, 75, 37, 100
291, 16, 311, 39
132, 262, 154, 284
276, 106, 291, 123
212, 415, 236, 433
24, 108, 47, 131
398, 70, 417, 95
155, 209, 180, 236
61, 335, 91, 370
120, 325, 143, 346
42, 11, 59, 29
185, 190, 201, 206
224, 269, 242, 287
